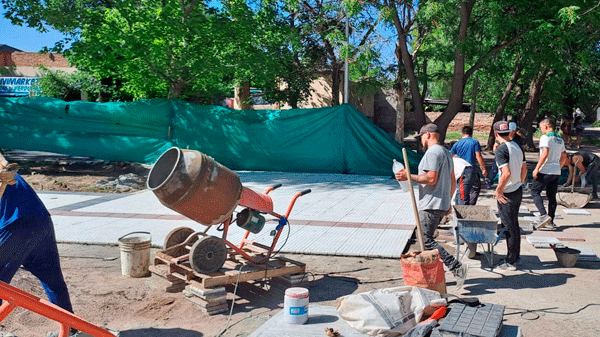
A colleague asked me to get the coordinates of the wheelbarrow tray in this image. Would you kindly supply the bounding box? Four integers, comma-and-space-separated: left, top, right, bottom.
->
452, 205, 499, 244
452, 205, 500, 268
557, 186, 592, 209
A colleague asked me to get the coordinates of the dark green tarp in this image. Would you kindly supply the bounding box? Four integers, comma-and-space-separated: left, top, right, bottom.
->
0, 97, 421, 175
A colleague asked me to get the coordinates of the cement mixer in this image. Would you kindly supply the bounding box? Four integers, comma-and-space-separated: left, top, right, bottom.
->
147, 147, 311, 274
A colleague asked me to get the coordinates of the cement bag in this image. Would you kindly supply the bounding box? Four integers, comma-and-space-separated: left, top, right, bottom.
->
336, 286, 446, 336
401, 250, 447, 295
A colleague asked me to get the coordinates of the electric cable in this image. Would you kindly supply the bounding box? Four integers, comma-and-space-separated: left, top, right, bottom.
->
504, 303, 600, 320
269, 218, 291, 259
217, 264, 246, 337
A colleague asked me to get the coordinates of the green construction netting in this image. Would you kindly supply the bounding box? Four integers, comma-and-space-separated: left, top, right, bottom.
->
0, 97, 421, 176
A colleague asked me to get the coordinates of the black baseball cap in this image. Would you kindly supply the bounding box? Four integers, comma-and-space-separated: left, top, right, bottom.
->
416, 123, 439, 137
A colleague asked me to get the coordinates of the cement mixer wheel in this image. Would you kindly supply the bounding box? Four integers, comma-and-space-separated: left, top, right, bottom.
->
163, 227, 197, 249
190, 235, 227, 274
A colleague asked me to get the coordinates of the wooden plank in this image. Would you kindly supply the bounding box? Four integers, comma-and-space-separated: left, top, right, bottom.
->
202, 263, 306, 288
154, 248, 306, 289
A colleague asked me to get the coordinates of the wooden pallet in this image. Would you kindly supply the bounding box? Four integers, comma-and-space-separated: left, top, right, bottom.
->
153, 247, 306, 289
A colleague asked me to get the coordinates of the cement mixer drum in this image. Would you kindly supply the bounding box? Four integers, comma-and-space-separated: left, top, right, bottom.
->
147, 147, 243, 226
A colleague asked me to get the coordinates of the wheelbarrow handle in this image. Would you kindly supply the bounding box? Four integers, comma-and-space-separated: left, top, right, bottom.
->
300, 189, 311, 196
265, 184, 283, 195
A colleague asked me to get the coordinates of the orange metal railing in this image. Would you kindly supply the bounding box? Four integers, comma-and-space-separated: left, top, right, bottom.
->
0, 281, 116, 337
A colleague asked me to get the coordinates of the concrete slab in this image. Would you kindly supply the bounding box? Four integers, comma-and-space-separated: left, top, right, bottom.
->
248, 304, 522, 337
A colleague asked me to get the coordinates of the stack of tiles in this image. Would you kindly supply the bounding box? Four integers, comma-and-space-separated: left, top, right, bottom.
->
271, 273, 310, 289
431, 303, 505, 337
183, 282, 228, 315
147, 264, 186, 293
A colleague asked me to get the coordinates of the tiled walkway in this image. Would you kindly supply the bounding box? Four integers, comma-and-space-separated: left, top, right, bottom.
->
41, 171, 417, 258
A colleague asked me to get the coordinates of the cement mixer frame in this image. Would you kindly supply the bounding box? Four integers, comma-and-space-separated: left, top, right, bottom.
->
147, 147, 311, 274
161, 185, 310, 274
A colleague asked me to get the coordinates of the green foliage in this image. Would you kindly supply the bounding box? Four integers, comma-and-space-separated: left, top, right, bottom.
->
32, 68, 106, 101
0, 66, 16, 76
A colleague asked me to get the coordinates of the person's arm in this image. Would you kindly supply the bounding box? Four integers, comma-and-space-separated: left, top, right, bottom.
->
533, 147, 549, 179
475, 151, 488, 177
450, 168, 456, 198
396, 169, 439, 185
0, 152, 9, 169
573, 158, 586, 184
495, 165, 511, 204
521, 162, 527, 183
566, 161, 574, 185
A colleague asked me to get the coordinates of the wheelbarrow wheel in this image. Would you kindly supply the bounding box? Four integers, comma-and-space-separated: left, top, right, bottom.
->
163, 227, 197, 249
189, 235, 227, 274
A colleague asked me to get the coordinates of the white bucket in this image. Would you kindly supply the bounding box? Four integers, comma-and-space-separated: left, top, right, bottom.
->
118, 231, 151, 278
283, 287, 309, 324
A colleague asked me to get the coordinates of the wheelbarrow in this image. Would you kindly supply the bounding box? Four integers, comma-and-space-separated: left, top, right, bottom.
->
452, 205, 505, 269
147, 147, 311, 274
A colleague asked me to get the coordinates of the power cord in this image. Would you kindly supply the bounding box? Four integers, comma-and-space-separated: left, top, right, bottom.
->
217, 264, 245, 336
504, 303, 600, 320
269, 218, 290, 260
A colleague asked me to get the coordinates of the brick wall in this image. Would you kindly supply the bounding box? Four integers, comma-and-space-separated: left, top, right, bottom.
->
1, 51, 73, 68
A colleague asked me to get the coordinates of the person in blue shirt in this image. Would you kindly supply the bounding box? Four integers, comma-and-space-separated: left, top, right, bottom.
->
0, 152, 76, 336
450, 126, 488, 204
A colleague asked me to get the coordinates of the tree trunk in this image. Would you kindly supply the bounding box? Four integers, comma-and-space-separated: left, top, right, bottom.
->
469, 76, 479, 129
331, 62, 341, 106
421, 59, 428, 102
394, 76, 405, 144
486, 55, 524, 149
395, 35, 426, 129
234, 82, 251, 110
433, 0, 477, 142
519, 67, 549, 151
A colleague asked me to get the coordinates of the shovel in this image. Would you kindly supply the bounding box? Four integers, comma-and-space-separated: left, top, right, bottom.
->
403, 306, 447, 337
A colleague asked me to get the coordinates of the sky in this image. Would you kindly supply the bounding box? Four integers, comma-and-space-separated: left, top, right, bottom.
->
1, 9, 68, 52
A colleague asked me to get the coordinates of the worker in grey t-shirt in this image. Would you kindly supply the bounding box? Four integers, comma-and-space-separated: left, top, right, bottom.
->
396, 123, 467, 289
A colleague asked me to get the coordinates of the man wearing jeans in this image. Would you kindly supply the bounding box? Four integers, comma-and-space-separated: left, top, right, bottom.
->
450, 126, 488, 204
396, 124, 468, 288
493, 121, 528, 270
0, 153, 78, 337
531, 118, 567, 229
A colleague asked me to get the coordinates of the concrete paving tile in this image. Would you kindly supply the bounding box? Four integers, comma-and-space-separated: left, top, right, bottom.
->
38, 193, 103, 210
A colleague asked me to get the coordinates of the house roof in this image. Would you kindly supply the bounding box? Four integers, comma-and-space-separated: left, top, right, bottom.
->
0, 44, 23, 52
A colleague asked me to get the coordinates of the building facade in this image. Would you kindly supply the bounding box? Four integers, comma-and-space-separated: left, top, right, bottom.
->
0, 44, 75, 97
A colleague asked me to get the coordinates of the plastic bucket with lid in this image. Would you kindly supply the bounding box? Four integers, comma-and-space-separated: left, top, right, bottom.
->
118, 231, 152, 277
283, 287, 309, 324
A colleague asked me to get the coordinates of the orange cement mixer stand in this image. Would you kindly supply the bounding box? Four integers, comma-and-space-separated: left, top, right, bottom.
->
222, 184, 311, 263
0, 281, 116, 337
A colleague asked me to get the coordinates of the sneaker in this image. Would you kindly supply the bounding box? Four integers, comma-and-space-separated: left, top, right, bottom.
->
496, 259, 517, 271
534, 214, 552, 229
546, 221, 557, 230
452, 264, 468, 289
46, 328, 80, 337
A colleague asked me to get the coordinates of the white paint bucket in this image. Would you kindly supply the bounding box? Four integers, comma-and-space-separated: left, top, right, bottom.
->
118, 231, 151, 278
283, 287, 309, 324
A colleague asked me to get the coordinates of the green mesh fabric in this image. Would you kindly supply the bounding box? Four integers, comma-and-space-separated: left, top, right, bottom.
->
0, 97, 421, 175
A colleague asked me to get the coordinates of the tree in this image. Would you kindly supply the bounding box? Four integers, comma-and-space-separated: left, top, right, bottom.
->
2, 0, 318, 105
31, 68, 107, 101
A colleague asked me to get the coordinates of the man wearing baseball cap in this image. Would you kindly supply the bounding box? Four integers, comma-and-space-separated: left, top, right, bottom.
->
493, 121, 528, 270
396, 123, 468, 288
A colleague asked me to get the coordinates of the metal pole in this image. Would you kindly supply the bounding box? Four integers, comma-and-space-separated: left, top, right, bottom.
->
344, 9, 349, 104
